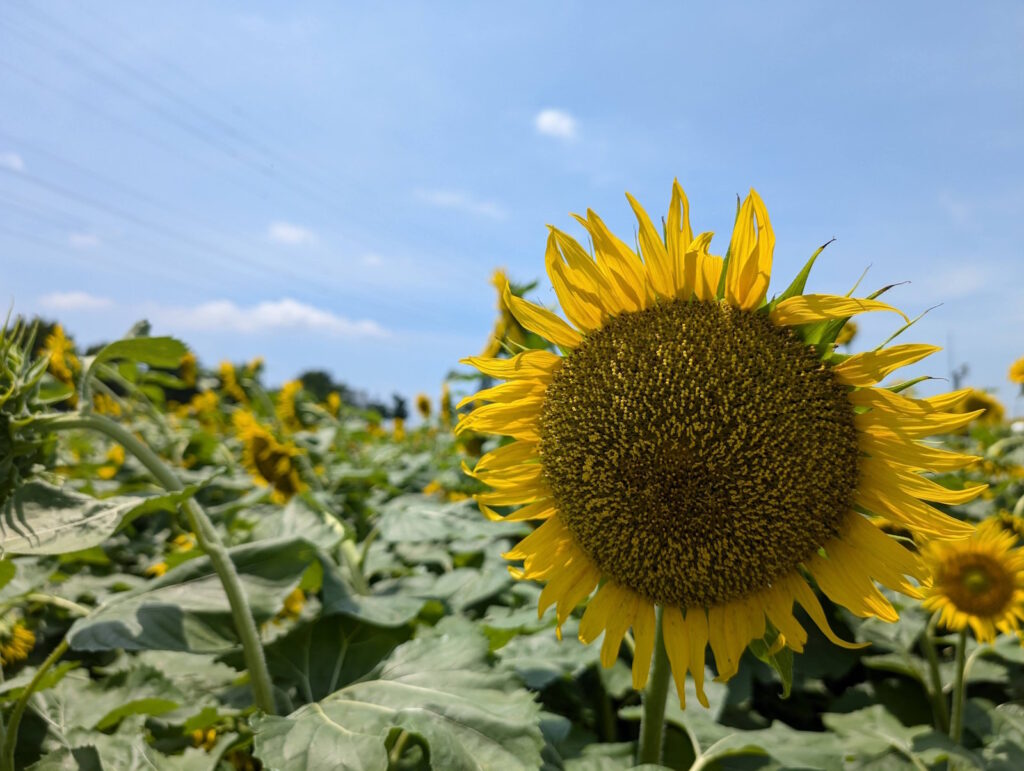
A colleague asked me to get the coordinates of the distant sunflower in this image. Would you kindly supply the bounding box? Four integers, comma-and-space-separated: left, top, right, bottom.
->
1010, 356, 1024, 385
922, 521, 1024, 643
440, 383, 453, 428
416, 393, 432, 420
42, 324, 79, 404
0, 622, 35, 665
459, 182, 985, 705
219, 362, 248, 405
233, 411, 304, 502
952, 388, 1005, 426
276, 380, 304, 432
179, 351, 198, 388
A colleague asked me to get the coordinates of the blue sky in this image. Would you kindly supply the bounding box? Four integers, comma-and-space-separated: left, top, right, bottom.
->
2, 1, 1022, 411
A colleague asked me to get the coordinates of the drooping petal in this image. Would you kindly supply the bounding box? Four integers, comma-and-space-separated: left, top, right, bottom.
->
502, 280, 582, 349
832, 344, 940, 387
631, 601, 657, 690
770, 294, 908, 326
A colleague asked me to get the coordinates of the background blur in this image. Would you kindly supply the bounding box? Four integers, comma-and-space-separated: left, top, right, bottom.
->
3, 1, 1022, 410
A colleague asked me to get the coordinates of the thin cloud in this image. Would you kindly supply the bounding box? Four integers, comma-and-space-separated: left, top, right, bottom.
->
268, 221, 317, 245
0, 152, 25, 172
68, 233, 101, 249
534, 108, 577, 140
39, 291, 113, 311
156, 298, 387, 338
415, 189, 507, 219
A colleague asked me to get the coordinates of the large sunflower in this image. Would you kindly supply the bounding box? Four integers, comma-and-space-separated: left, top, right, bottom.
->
921, 520, 1024, 643
458, 182, 986, 706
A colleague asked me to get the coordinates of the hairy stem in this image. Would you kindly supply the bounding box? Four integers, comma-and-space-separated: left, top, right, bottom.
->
40, 413, 276, 714
636, 607, 670, 765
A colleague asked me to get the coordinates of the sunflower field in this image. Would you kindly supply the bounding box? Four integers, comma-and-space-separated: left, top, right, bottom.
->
3, 186, 1024, 771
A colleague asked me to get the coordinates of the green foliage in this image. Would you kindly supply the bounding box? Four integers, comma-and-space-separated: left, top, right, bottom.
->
2, 320, 1023, 770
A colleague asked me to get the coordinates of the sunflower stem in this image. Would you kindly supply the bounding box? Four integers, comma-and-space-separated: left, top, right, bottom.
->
1, 638, 68, 771
920, 614, 949, 733
37, 413, 276, 715
949, 627, 969, 743
636, 606, 670, 765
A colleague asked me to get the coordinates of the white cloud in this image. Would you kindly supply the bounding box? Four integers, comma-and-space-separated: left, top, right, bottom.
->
268, 221, 317, 245
68, 232, 101, 249
39, 291, 113, 311
157, 298, 386, 338
0, 152, 25, 172
415, 189, 507, 219
534, 108, 577, 140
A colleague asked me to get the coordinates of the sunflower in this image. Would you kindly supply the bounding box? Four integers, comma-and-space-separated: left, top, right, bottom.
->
921, 521, 1024, 643
458, 182, 986, 706
440, 383, 453, 428
1010, 356, 1024, 385
219, 361, 248, 405
232, 411, 304, 502
179, 351, 198, 388
416, 393, 432, 419
952, 388, 1005, 426
0, 622, 35, 665
276, 380, 304, 432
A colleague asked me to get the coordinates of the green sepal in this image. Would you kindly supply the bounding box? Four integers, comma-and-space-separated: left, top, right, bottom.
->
748, 629, 793, 699
766, 238, 835, 312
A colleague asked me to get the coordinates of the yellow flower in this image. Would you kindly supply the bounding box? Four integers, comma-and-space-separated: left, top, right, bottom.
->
97, 444, 125, 480
835, 320, 858, 347
459, 181, 985, 706
921, 521, 1024, 643
233, 411, 305, 502
276, 587, 306, 622
171, 532, 197, 552
191, 727, 218, 751
179, 351, 198, 387
393, 417, 406, 441
423, 480, 443, 496
1010, 356, 1024, 384
440, 383, 453, 428
219, 361, 248, 404
416, 393, 432, 419
42, 324, 79, 404
145, 561, 168, 577
0, 622, 35, 665
276, 380, 304, 432
482, 269, 528, 357
326, 391, 342, 416
952, 388, 1005, 426
92, 392, 122, 416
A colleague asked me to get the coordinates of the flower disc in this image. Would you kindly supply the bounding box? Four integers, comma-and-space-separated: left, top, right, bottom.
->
538, 299, 860, 607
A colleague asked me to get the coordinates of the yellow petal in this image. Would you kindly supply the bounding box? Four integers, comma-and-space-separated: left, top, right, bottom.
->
461, 350, 561, 381
662, 606, 691, 708
761, 583, 808, 653
578, 581, 618, 644
725, 189, 774, 310
573, 210, 649, 312
479, 498, 555, 523
545, 232, 604, 331
858, 429, 979, 472
695, 249, 723, 302
502, 280, 582, 349
458, 380, 546, 409
770, 294, 908, 326
781, 572, 867, 650
631, 601, 656, 690
832, 344, 940, 387
600, 585, 638, 668
474, 441, 540, 474
625, 192, 674, 299
855, 484, 974, 538
665, 180, 695, 298
805, 548, 898, 622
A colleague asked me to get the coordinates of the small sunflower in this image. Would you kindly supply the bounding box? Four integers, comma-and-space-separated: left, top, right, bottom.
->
952, 388, 1005, 426
41, 324, 79, 404
179, 351, 198, 387
233, 411, 304, 502
219, 362, 248, 405
835, 320, 858, 347
393, 417, 406, 441
326, 391, 342, 417
416, 393, 432, 419
921, 521, 1024, 643
0, 622, 35, 665
276, 380, 304, 432
440, 383, 453, 428
459, 182, 985, 705
1010, 356, 1024, 384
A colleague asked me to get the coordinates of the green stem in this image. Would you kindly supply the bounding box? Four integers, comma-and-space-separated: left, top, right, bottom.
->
39, 413, 276, 714
1, 638, 68, 771
636, 607, 670, 766
920, 614, 949, 732
950, 628, 969, 743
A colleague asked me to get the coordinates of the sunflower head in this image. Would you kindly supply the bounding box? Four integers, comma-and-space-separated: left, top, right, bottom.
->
219, 361, 248, 405
416, 393, 432, 419
0, 621, 35, 666
233, 411, 305, 502
953, 388, 1005, 427
276, 380, 304, 432
1010, 356, 1024, 385
459, 181, 985, 705
326, 391, 342, 417
440, 383, 453, 428
179, 351, 198, 387
922, 521, 1024, 643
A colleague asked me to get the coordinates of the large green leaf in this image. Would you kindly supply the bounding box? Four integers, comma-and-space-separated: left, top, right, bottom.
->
67, 537, 316, 653
84, 336, 188, 384
252, 625, 544, 771
318, 554, 425, 627
0, 480, 196, 556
